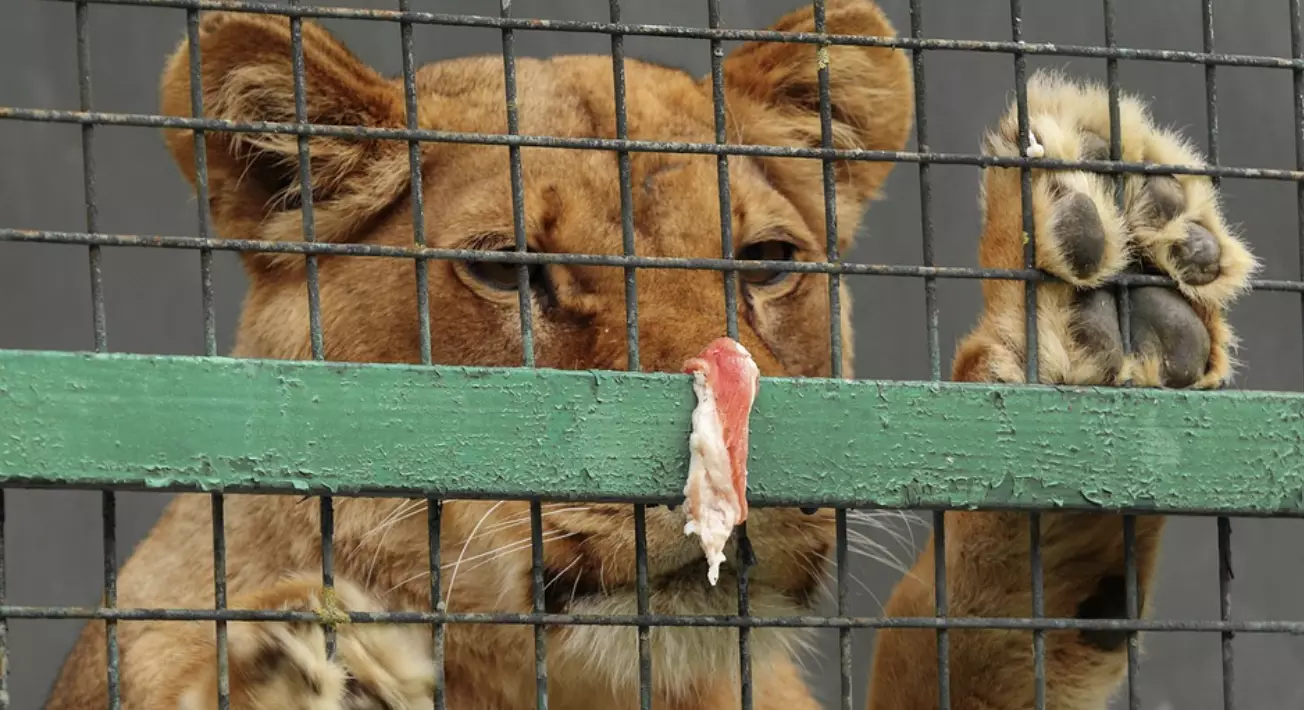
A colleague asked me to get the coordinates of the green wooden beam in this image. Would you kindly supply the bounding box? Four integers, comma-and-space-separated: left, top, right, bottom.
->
0, 349, 1301, 515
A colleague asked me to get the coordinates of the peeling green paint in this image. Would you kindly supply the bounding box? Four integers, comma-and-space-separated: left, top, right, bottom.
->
1, 349, 1302, 515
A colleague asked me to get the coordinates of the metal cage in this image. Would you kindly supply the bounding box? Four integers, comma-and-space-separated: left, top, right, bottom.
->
3, 0, 1304, 708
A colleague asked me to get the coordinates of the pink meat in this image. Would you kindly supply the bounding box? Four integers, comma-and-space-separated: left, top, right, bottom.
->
681, 337, 760, 585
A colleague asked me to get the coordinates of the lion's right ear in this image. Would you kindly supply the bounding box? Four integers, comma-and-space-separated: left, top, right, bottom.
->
159, 12, 410, 253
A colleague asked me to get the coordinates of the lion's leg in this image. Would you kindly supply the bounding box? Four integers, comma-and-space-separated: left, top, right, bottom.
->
869, 69, 1254, 710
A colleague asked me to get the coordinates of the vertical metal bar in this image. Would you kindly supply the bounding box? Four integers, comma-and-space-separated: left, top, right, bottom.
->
813, 0, 843, 379
500, 0, 535, 367
1123, 515, 1141, 710
102, 491, 119, 710
1217, 516, 1235, 709
75, 0, 106, 352
1292, 0, 1304, 390
530, 500, 548, 710
705, 6, 750, 707
1202, 0, 1221, 173
0, 490, 8, 710
1009, 0, 1037, 383
932, 510, 950, 710
706, 0, 738, 342
1200, 8, 1233, 707
1103, 0, 1132, 356
610, 0, 640, 372
634, 504, 652, 710
189, 14, 228, 701
913, 5, 947, 698
429, 499, 447, 710
286, 0, 325, 362
398, 0, 431, 366
286, 1, 334, 658
211, 494, 229, 710
909, 0, 940, 381
320, 496, 335, 658
1029, 513, 1045, 710
185, 10, 216, 357
836, 509, 851, 710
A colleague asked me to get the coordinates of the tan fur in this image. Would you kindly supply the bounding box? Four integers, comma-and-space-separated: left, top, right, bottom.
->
43, 3, 1252, 709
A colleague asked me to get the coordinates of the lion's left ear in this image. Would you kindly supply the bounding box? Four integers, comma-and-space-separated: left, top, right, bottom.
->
718, 0, 913, 246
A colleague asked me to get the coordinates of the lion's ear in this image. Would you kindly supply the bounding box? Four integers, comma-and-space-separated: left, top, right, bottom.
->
159, 12, 410, 255
718, 0, 913, 246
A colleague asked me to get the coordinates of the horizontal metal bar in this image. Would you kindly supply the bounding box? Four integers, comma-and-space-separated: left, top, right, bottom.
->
3, 227, 1301, 293
2, 107, 1301, 182
0, 604, 1301, 634
3, 350, 1304, 514
37, 0, 1304, 71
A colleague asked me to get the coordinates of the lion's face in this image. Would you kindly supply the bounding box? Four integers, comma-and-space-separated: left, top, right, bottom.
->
160, 0, 911, 700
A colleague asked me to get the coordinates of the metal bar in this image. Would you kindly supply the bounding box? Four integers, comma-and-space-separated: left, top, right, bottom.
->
0, 604, 1296, 632
398, 0, 431, 366
836, 508, 851, 710
530, 500, 548, 710
703, 6, 750, 706
634, 504, 652, 710
429, 499, 446, 710
20, 227, 1303, 289
102, 491, 119, 710
185, 9, 216, 356
1104, 0, 1132, 358
286, 0, 324, 362
1217, 516, 1234, 709
319, 495, 335, 658
1124, 515, 1140, 710
814, 0, 843, 378
706, 0, 738, 341
910, 0, 940, 381
8, 105, 1304, 181
1201, 9, 1234, 709
32, 0, 1304, 71
0, 490, 8, 710
1293, 0, 1304, 404
211, 493, 229, 710
189, 11, 228, 700
500, 0, 534, 367
1009, 0, 1037, 384
75, 0, 106, 352
1030, 513, 1045, 710
609, 0, 639, 373
933, 510, 950, 710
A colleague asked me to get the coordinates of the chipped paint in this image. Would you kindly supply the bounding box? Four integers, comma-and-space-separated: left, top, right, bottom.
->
1, 349, 1303, 515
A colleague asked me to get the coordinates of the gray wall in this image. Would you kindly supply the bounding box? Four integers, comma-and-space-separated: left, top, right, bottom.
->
2, 0, 1303, 707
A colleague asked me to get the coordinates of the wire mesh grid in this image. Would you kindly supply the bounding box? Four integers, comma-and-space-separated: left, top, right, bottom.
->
4, 0, 1302, 708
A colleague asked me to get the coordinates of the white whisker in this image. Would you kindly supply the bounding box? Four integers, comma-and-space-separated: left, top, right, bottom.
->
389, 529, 580, 598
543, 556, 583, 593
815, 551, 883, 611
444, 501, 505, 609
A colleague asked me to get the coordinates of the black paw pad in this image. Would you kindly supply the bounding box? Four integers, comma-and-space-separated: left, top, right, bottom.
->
1056, 191, 1108, 280
1076, 574, 1129, 652
1142, 175, 1186, 225
1072, 289, 1124, 381
1171, 224, 1222, 286
1129, 286, 1210, 388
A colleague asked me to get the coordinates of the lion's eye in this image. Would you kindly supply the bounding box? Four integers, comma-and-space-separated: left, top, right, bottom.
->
737, 240, 797, 286
466, 250, 542, 291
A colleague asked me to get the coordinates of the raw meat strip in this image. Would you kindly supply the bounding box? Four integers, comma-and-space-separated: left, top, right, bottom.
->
681, 337, 760, 586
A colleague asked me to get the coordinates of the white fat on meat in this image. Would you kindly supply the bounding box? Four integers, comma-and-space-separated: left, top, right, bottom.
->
681, 337, 759, 586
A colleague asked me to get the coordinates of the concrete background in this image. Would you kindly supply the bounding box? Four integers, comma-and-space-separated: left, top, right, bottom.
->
2, 0, 1303, 707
